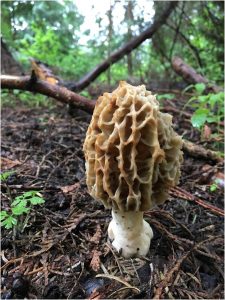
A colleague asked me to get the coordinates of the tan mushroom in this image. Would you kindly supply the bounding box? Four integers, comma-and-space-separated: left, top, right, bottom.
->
83, 81, 183, 258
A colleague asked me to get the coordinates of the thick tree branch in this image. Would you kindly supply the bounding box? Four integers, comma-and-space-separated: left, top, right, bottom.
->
1, 74, 96, 113
172, 57, 223, 93
69, 1, 178, 91
2, 73, 222, 164
183, 140, 223, 163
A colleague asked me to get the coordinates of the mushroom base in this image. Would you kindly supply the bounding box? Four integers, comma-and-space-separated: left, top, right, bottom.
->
108, 209, 153, 258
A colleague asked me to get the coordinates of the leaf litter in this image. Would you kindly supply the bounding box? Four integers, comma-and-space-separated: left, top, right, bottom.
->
1, 97, 224, 299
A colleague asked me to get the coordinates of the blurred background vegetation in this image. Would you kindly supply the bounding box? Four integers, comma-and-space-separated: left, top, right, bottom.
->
1, 0, 224, 86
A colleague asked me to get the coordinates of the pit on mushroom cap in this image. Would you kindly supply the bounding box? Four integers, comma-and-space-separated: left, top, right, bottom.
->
83, 81, 183, 258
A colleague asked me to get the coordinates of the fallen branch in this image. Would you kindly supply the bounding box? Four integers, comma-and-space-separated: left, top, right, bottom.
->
69, 1, 178, 91
171, 186, 224, 217
2, 74, 223, 164
182, 139, 223, 163
1, 74, 96, 114
172, 57, 223, 93
162, 106, 192, 118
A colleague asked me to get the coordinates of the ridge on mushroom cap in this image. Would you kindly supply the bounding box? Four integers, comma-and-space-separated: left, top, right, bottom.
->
83, 81, 183, 211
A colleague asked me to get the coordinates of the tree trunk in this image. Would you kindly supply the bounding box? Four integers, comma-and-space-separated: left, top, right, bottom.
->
107, 1, 113, 85
1, 39, 23, 75
126, 1, 134, 77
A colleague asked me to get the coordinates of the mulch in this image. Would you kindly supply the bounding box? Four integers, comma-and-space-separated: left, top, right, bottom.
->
1, 92, 224, 299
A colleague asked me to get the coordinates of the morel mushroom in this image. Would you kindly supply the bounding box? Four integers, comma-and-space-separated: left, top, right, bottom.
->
83, 81, 183, 258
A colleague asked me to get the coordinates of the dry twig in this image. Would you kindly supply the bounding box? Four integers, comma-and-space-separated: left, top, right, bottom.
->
171, 186, 224, 216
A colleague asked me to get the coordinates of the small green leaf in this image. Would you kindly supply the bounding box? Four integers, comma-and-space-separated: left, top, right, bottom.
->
206, 115, 221, 123
198, 95, 208, 103
0, 171, 15, 182
12, 202, 30, 215
29, 196, 45, 205
195, 83, 206, 95
191, 108, 209, 128
12, 198, 23, 206
21, 191, 36, 198
13, 194, 25, 202
2, 216, 17, 229
157, 93, 175, 100
208, 94, 220, 108
210, 183, 217, 192
0, 211, 9, 221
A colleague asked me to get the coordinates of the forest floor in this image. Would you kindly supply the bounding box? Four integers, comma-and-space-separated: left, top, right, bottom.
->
1, 90, 224, 299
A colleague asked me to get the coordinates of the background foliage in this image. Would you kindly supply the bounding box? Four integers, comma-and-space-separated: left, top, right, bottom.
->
1, 0, 224, 85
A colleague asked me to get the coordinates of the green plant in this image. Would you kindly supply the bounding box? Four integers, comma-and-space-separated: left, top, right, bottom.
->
210, 183, 218, 192
1, 90, 54, 108
0, 171, 15, 182
184, 83, 224, 129
1, 191, 45, 229
184, 84, 224, 148
182, 83, 206, 96
157, 93, 175, 101
209, 178, 222, 192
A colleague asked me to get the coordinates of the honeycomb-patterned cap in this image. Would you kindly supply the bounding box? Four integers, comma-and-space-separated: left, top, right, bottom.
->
83, 81, 183, 211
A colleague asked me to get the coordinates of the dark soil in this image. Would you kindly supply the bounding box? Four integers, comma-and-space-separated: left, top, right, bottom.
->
1, 93, 224, 299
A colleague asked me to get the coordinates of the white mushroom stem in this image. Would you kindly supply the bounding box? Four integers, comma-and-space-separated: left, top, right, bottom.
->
108, 209, 153, 258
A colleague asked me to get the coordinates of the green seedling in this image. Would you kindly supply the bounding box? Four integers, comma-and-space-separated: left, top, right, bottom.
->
0, 171, 15, 182
183, 83, 224, 129
209, 178, 222, 192
157, 93, 175, 101
210, 183, 218, 192
1, 191, 45, 229
182, 83, 206, 96
183, 83, 224, 151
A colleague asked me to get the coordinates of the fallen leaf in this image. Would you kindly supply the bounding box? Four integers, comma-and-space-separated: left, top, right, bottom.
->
90, 250, 101, 272
203, 124, 211, 140
90, 224, 102, 244
60, 183, 79, 193
1, 157, 21, 170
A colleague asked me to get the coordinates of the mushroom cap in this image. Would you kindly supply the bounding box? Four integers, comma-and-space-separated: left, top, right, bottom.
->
83, 81, 183, 211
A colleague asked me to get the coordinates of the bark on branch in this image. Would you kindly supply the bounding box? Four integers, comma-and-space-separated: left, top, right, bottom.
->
1, 74, 96, 113
69, 1, 178, 91
182, 140, 223, 163
172, 56, 223, 93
